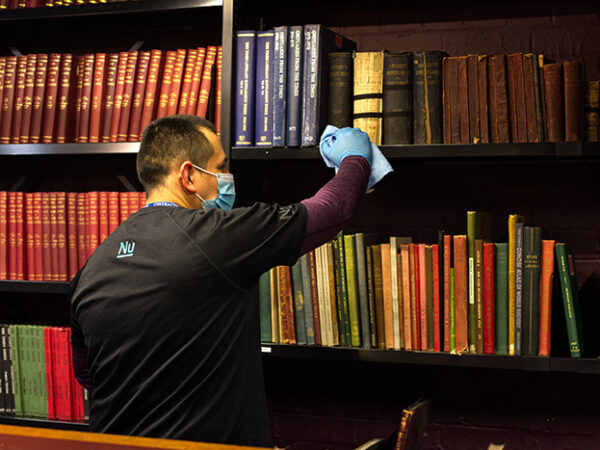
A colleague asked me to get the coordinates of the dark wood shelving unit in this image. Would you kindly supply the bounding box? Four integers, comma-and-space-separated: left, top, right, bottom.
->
0, 416, 88, 431
0, 281, 70, 294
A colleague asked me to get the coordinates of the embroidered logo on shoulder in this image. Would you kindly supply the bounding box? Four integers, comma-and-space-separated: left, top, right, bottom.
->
117, 241, 135, 259
278, 205, 293, 219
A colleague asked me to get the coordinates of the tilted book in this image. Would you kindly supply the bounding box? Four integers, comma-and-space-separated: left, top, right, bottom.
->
413, 51, 445, 144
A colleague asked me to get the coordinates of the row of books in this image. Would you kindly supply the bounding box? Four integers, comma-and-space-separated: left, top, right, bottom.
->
259, 219, 583, 358
0, 191, 146, 281
0, 324, 88, 422
585, 81, 599, 142
0, 0, 128, 9
0, 46, 222, 145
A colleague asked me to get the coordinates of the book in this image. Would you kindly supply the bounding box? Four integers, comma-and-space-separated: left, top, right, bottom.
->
443, 56, 460, 144
413, 51, 445, 144
380, 242, 393, 349
286, 26, 303, 147
508, 214, 524, 355
255, 32, 274, 147
425, 245, 434, 352
400, 244, 412, 350
326, 243, 339, 346
453, 235, 468, 354
167, 49, 186, 117
156, 50, 175, 120
371, 244, 385, 349
353, 50, 385, 145
477, 55, 490, 143
127, 50, 150, 142
543, 63, 564, 142
88, 53, 105, 143
291, 260, 307, 345
300, 254, 316, 345
584, 80, 599, 142
443, 235, 452, 352
234, 31, 256, 146
514, 221, 524, 355
41, 53, 61, 143
383, 52, 413, 144
308, 251, 321, 345
100, 53, 119, 143
494, 243, 509, 355
186, 47, 206, 116
10, 55, 27, 144
555, 243, 583, 358
506, 52, 527, 143
333, 236, 350, 345
522, 226, 541, 356
539, 240, 555, 356
77, 54, 94, 143
483, 243, 495, 354
176, 48, 198, 115
139, 49, 162, 135
196, 46, 217, 119
474, 239, 484, 353
0, 192, 7, 280
418, 244, 426, 350
488, 54, 510, 143
55, 54, 73, 143
272, 26, 288, 147
344, 234, 361, 347
563, 60, 583, 142
467, 54, 480, 144
19, 54, 37, 143
117, 51, 138, 142
522, 53, 542, 143
355, 233, 378, 349
328, 52, 353, 130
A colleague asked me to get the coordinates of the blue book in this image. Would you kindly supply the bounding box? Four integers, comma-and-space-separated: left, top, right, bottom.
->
286, 26, 303, 147
255, 30, 274, 147
272, 26, 288, 147
300, 254, 316, 345
301, 25, 356, 147
258, 271, 272, 343
291, 259, 307, 345
234, 30, 256, 147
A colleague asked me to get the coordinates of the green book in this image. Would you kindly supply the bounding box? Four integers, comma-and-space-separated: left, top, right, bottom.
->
22, 325, 31, 418
259, 271, 272, 343
365, 246, 377, 348
495, 243, 509, 355
333, 233, 351, 345
555, 243, 584, 358
515, 222, 524, 355
450, 268, 455, 352
9, 325, 22, 417
344, 234, 361, 347
522, 227, 542, 356
36, 326, 47, 419
355, 233, 378, 349
300, 254, 316, 345
425, 245, 434, 352
291, 259, 307, 345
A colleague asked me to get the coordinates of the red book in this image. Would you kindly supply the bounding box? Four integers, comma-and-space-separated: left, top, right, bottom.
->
138, 192, 146, 210
88, 53, 106, 143
177, 48, 198, 114
456, 56, 469, 144
14, 192, 24, 280
127, 51, 150, 142
119, 192, 129, 224
117, 51, 138, 142
538, 240, 556, 356
0, 58, 5, 136
409, 243, 420, 350
453, 235, 468, 354
214, 46, 223, 136
432, 244, 440, 352
156, 50, 176, 119
51, 328, 64, 421
77, 54, 95, 143
400, 244, 412, 351
49, 192, 59, 281
44, 327, 56, 420
186, 47, 206, 115
483, 242, 495, 354
138, 49, 162, 136
10, 55, 27, 144
30, 54, 49, 143
66, 192, 78, 279
19, 53, 37, 143
87, 191, 99, 258
25, 193, 35, 280
41, 53, 61, 143
56, 192, 68, 282
109, 52, 128, 142
0, 56, 17, 143
128, 191, 139, 216
55, 53, 73, 143
73, 56, 85, 144
507, 53, 528, 143
98, 191, 109, 243
7, 192, 16, 280
107, 191, 119, 235
100, 53, 119, 143
167, 49, 186, 116
443, 235, 452, 352
564, 60, 582, 142
0, 191, 7, 280
76, 193, 87, 270
195, 46, 217, 118
59, 327, 73, 421
41, 192, 52, 281
417, 244, 427, 351
33, 192, 43, 281
308, 250, 322, 346
278, 266, 296, 344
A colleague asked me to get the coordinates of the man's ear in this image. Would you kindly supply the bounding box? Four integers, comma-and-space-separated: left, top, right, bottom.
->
179, 161, 197, 193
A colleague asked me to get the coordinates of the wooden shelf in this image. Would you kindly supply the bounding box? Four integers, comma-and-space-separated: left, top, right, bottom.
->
0, 416, 88, 431
0, 142, 139, 156
0, 281, 70, 294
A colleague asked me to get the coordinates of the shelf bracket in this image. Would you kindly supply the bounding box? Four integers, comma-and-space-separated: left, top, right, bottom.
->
128, 40, 145, 52
9, 176, 27, 192
116, 175, 137, 192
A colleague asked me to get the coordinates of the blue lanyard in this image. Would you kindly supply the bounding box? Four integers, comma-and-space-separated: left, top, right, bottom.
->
144, 201, 180, 208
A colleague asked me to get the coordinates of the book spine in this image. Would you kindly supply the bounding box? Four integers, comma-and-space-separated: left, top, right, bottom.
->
522, 226, 541, 356
563, 60, 582, 142
285, 266, 298, 344
301, 25, 319, 147
39, 193, 50, 280
389, 239, 401, 349
7, 193, 16, 280
453, 235, 468, 353
366, 246, 378, 347
353, 51, 384, 145
86, 192, 99, 258
443, 235, 451, 352
255, 33, 274, 147
196, 46, 217, 119
477, 55, 489, 143
272, 26, 288, 147
167, 49, 186, 117
88, 53, 105, 143
522, 54, 539, 143
467, 54, 480, 144
483, 243, 495, 354
14, 193, 24, 281
411, 243, 421, 349
77, 54, 94, 143
177, 48, 197, 115
467, 211, 476, 353
139, 49, 162, 135
383, 52, 412, 144
0, 192, 7, 280
66, 193, 77, 279
487, 56, 499, 143
538, 240, 555, 356
508, 214, 523, 355
400, 245, 412, 350
456, 55, 469, 144
99, 53, 119, 143
0, 58, 4, 141
380, 243, 393, 349
19, 54, 37, 143
494, 54, 510, 143
425, 245, 434, 352
418, 244, 427, 351
432, 244, 440, 352
214, 46, 223, 136
506, 52, 527, 142
344, 235, 361, 347
43, 328, 54, 420
300, 254, 315, 345
286, 26, 303, 147
328, 51, 354, 133
109, 52, 129, 142
234, 32, 256, 146
0, 57, 13, 142
49, 193, 59, 281
8, 326, 21, 417
117, 51, 138, 142
98, 191, 109, 244
24, 193, 34, 280
55, 193, 67, 282
446, 57, 460, 144
413, 51, 444, 144
532, 54, 545, 142
555, 244, 582, 357
355, 234, 372, 348
55, 54, 73, 143
10, 55, 27, 144
543, 63, 564, 142
41, 53, 61, 143
442, 57, 451, 144
269, 269, 279, 343
186, 47, 205, 115
76, 193, 86, 269
127, 51, 150, 142
73, 57, 84, 143
514, 222, 524, 355
334, 236, 350, 345
475, 239, 484, 353
259, 271, 272, 342
326, 244, 339, 346
291, 260, 307, 345
371, 244, 385, 349
584, 80, 600, 142
308, 250, 322, 345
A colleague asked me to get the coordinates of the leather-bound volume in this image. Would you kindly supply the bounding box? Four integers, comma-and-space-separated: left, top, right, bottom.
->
73, 56, 84, 144
86, 191, 99, 257
477, 55, 489, 143
186, 47, 205, 115
77, 54, 94, 143
444, 56, 460, 143
522, 226, 541, 356
14, 192, 24, 280
457, 56, 469, 144
167, 48, 186, 116
119, 192, 129, 224
107, 191, 119, 235
453, 235, 468, 354
24, 193, 35, 280
0, 58, 5, 139
127, 51, 150, 142
19, 54, 37, 143
214, 46, 223, 136
56, 192, 68, 282
442, 57, 451, 144
584, 80, 599, 142
563, 60, 582, 142
328, 52, 353, 129
117, 51, 138, 142
41, 193, 51, 280
196, 46, 217, 118
371, 244, 385, 349
353, 50, 384, 145
33, 192, 43, 281
88, 53, 106, 143
66, 192, 78, 280
467, 54, 480, 143
156, 50, 176, 119
41, 53, 61, 143
0, 192, 6, 280
49, 192, 59, 281
98, 191, 109, 243
7, 192, 16, 280
177, 48, 197, 115
488, 54, 510, 143
55, 53, 73, 143
109, 52, 129, 142
506, 53, 527, 142
139, 49, 162, 135
10, 55, 27, 144
543, 63, 564, 142
383, 52, 413, 144
522, 53, 540, 143
100, 53, 119, 143
533, 55, 545, 142
443, 235, 452, 352
76, 193, 87, 270
413, 51, 445, 144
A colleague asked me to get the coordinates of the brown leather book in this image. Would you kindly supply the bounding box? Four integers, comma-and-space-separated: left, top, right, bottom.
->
42, 53, 62, 143
487, 57, 499, 143
453, 235, 468, 354
28, 54, 48, 143
19, 54, 37, 143
186, 47, 205, 115
138, 49, 162, 136
55, 53, 73, 143
477, 55, 489, 143
73, 56, 84, 145
522, 54, 539, 142
584, 80, 599, 142
195, 46, 217, 118
177, 48, 198, 115
445, 57, 460, 144
0, 58, 5, 139
442, 57, 451, 144
506, 53, 528, 142
563, 60, 582, 142
10, 55, 27, 144
308, 250, 322, 346
109, 52, 129, 142
100, 53, 119, 142
0, 56, 17, 144
214, 46, 223, 136
56, 192, 68, 282
127, 51, 150, 142
371, 244, 385, 349
167, 48, 186, 116
491, 54, 510, 143
88, 53, 106, 143
156, 50, 176, 119
117, 51, 138, 142
543, 63, 564, 142
467, 54, 480, 143
77, 54, 95, 143
380, 243, 393, 349
457, 56, 469, 144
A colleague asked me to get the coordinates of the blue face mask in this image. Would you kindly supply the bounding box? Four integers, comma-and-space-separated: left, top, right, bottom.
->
192, 164, 236, 211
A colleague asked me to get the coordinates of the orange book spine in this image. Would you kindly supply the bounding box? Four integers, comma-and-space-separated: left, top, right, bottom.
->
109, 52, 129, 142
215, 46, 223, 136
41, 53, 61, 143
443, 235, 452, 352
19, 53, 37, 143
88, 53, 106, 143
127, 191, 139, 216
538, 240, 556, 356
25, 193, 35, 280
14, 192, 24, 280
98, 191, 109, 243
453, 235, 468, 353
0, 58, 5, 136
55, 53, 73, 143
156, 51, 176, 119
177, 48, 198, 114
119, 192, 129, 224
77, 54, 95, 143
380, 243, 393, 349
400, 244, 412, 350
138, 49, 162, 135
56, 192, 68, 281
108, 191, 119, 234
7, 192, 16, 280
49, 192, 59, 281
195, 46, 217, 118
0, 56, 17, 144
100, 53, 119, 143
76, 193, 87, 270
33, 192, 43, 281
10, 55, 27, 144
117, 51, 138, 142
408, 243, 419, 349
167, 48, 186, 116
66, 192, 78, 279
186, 47, 205, 115
138, 192, 146, 210
127, 51, 150, 142
0, 191, 7, 280
87, 192, 99, 258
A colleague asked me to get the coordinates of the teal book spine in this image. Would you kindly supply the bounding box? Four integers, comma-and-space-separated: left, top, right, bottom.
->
259, 271, 272, 343
495, 243, 509, 355
555, 243, 583, 358
291, 259, 308, 345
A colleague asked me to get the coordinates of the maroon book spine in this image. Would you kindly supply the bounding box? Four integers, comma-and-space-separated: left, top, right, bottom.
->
116, 51, 138, 142
15, 192, 25, 280
523, 54, 539, 143
88, 53, 106, 143
443, 235, 451, 352
196, 46, 217, 118
487, 56, 499, 143
0, 58, 5, 134
19, 53, 37, 143
127, 51, 150, 142
33, 192, 43, 281
76, 193, 87, 270
41, 192, 51, 281
477, 55, 489, 143
543, 63, 564, 142
25, 193, 35, 280
156, 50, 176, 119
66, 192, 78, 279
467, 54, 480, 144
507, 53, 528, 143
138, 49, 162, 136
0, 191, 7, 280
7, 192, 16, 280
49, 192, 59, 281
186, 47, 206, 115
119, 192, 129, 224
483, 242, 495, 354
100, 53, 119, 143
98, 191, 109, 243
55, 53, 73, 143
10, 55, 27, 144
494, 54, 510, 143
108, 191, 119, 235
446, 57, 460, 144
109, 52, 128, 142
167, 48, 187, 116
177, 48, 197, 114
457, 56, 469, 144
41, 53, 61, 143
563, 60, 582, 142
73, 56, 84, 144
86, 192, 99, 258
215, 46, 223, 136
77, 54, 95, 143
56, 192, 68, 282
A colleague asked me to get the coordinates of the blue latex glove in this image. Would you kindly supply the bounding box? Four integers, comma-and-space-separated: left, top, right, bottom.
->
319, 127, 372, 166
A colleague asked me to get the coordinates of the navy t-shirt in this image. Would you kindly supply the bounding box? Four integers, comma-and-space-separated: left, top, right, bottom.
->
70, 202, 307, 446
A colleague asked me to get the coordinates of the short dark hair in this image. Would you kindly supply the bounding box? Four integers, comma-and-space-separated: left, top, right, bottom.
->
137, 115, 217, 192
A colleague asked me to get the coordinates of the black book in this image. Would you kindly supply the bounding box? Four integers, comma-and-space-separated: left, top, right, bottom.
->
413, 51, 446, 144
328, 52, 353, 129
2, 325, 14, 415
522, 226, 542, 355
0, 326, 5, 415
383, 52, 413, 144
